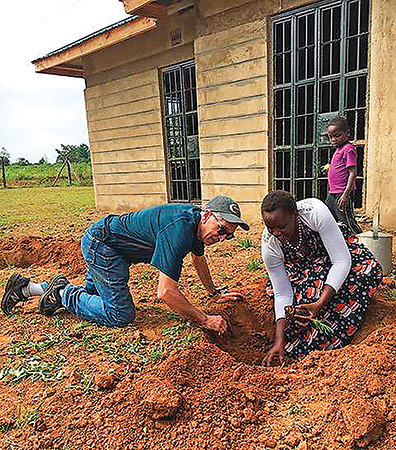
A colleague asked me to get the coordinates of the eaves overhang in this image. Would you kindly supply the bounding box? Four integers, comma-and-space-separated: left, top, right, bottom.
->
119, 0, 194, 19
32, 15, 157, 78
120, 0, 170, 19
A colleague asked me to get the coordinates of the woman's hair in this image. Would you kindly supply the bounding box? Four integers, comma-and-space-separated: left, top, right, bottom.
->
327, 116, 350, 133
261, 190, 297, 215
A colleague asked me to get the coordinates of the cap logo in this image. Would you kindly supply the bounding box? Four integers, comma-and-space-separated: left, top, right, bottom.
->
229, 203, 240, 216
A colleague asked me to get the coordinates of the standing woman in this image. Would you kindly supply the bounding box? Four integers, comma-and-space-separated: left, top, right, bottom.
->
261, 190, 383, 365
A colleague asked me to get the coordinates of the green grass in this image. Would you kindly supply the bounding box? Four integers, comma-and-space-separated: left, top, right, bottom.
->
0, 354, 66, 383
0, 185, 95, 236
16, 407, 41, 429
3, 162, 92, 187
246, 258, 263, 271
286, 403, 306, 416
238, 238, 254, 249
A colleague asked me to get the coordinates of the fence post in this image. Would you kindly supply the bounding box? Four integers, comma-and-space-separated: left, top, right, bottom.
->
1, 157, 6, 188
67, 160, 72, 186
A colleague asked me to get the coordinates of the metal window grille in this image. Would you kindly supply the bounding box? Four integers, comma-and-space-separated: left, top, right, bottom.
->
273, 0, 369, 207
162, 61, 201, 202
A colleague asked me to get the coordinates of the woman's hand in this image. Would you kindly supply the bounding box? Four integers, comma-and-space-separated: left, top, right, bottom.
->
263, 339, 285, 367
294, 302, 321, 325
263, 318, 287, 367
294, 285, 336, 325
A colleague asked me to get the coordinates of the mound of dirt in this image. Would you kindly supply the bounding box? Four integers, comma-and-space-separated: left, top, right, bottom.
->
4, 331, 395, 450
0, 236, 85, 276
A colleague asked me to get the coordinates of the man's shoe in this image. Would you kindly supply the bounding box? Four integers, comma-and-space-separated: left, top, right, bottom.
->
1, 273, 31, 315
39, 274, 68, 317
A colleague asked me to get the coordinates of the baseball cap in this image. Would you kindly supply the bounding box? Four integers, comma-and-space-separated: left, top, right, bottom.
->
205, 196, 250, 231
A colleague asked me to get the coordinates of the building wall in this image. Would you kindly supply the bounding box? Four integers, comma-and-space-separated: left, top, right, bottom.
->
366, 0, 396, 230
84, 0, 392, 229
84, 11, 196, 211
83, 0, 283, 220
195, 18, 270, 218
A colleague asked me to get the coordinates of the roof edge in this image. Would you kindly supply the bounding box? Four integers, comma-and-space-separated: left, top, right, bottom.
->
32, 16, 157, 77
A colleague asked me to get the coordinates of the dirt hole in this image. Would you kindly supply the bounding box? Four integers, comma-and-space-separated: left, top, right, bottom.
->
204, 300, 272, 365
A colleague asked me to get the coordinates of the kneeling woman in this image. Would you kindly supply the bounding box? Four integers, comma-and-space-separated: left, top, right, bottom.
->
261, 190, 383, 365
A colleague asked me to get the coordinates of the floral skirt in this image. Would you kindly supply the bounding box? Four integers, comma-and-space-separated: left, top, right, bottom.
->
266, 235, 383, 359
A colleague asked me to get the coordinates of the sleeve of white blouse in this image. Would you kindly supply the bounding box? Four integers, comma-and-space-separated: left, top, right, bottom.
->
261, 231, 294, 321
309, 199, 351, 291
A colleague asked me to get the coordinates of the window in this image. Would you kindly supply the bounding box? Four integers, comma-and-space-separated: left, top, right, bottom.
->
273, 0, 369, 207
162, 61, 201, 202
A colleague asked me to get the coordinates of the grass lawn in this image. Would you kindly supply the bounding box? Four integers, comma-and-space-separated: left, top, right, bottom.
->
0, 186, 96, 237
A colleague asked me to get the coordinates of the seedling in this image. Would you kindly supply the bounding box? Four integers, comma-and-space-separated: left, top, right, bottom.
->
286, 403, 306, 416
50, 316, 65, 328
218, 271, 232, 281
140, 345, 166, 364
73, 321, 92, 331
16, 407, 41, 429
192, 284, 205, 294
285, 306, 334, 336
81, 373, 96, 395
239, 238, 254, 249
311, 318, 333, 336
162, 322, 191, 337
165, 311, 182, 321
246, 258, 263, 271
218, 250, 232, 257
183, 333, 202, 344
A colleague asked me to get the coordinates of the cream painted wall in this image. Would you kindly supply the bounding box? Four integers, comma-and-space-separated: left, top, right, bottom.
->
84, 11, 197, 212
366, 0, 396, 230
195, 18, 270, 221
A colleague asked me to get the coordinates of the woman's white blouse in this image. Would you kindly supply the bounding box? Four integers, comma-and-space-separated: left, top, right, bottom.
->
261, 198, 352, 321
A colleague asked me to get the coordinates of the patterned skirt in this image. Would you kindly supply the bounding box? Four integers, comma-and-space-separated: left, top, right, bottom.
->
266, 235, 383, 359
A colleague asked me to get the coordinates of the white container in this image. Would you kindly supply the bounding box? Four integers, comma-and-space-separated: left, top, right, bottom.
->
358, 230, 393, 275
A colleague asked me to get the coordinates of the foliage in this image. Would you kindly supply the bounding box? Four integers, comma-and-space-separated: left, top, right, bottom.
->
287, 403, 306, 416
16, 407, 41, 429
0, 354, 66, 383
246, 258, 263, 271
0, 147, 10, 165
38, 156, 48, 165
15, 157, 30, 166
56, 144, 90, 164
239, 238, 254, 249
2, 161, 92, 187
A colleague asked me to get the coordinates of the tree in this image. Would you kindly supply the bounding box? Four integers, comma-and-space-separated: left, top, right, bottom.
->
55, 143, 90, 164
0, 147, 10, 166
38, 156, 48, 165
15, 157, 30, 166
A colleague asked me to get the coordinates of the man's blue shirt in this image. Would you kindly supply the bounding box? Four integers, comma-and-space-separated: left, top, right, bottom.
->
87, 204, 204, 281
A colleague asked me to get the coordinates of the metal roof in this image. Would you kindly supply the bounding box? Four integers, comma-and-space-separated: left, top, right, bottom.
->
32, 15, 139, 63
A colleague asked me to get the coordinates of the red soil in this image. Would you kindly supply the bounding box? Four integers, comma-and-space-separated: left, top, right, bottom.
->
0, 233, 396, 450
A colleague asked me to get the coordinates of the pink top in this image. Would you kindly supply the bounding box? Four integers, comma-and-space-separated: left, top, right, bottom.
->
328, 142, 357, 193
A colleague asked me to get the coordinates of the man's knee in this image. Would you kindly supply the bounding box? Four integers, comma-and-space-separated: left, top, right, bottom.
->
106, 305, 135, 328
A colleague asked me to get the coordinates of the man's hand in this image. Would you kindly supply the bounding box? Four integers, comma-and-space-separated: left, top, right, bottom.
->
213, 291, 244, 303
202, 314, 228, 335
263, 339, 285, 367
